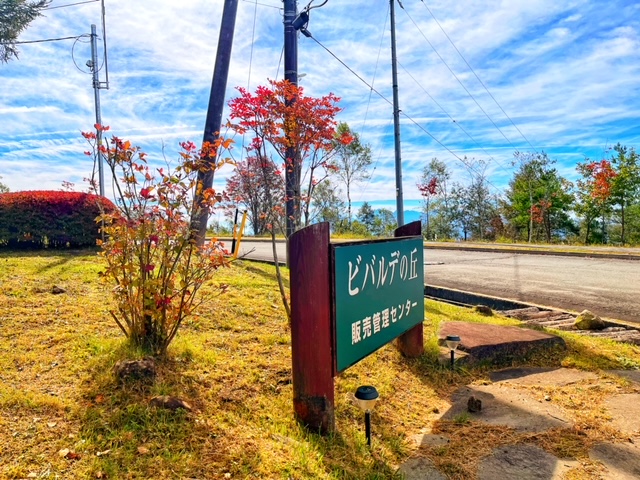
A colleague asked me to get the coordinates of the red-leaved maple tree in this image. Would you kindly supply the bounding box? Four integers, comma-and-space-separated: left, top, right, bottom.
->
586, 159, 618, 201
227, 79, 350, 232
576, 159, 618, 244
226, 80, 350, 321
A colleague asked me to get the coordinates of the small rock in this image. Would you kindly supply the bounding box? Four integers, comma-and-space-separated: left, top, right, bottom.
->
544, 395, 551, 401
473, 305, 493, 316
575, 310, 606, 330
149, 395, 193, 411
113, 357, 156, 383
51, 285, 66, 294
468, 396, 482, 413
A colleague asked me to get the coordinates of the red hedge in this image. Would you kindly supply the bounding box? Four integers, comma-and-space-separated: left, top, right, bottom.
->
0, 191, 116, 249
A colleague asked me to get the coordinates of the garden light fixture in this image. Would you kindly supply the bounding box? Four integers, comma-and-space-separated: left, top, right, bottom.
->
446, 335, 461, 370
354, 385, 379, 447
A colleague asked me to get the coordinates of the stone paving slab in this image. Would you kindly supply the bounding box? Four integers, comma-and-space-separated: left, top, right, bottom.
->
477, 444, 578, 480
397, 457, 447, 480
589, 442, 640, 479
442, 383, 572, 432
399, 363, 640, 479
489, 367, 598, 386
607, 369, 640, 385
605, 393, 640, 436
411, 433, 450, 448
439, 322, 565, 364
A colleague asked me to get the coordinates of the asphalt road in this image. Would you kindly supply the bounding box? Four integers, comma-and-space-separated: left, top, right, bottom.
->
230, 240, 640, 324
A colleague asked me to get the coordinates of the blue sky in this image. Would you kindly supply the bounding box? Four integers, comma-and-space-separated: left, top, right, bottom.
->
1, 0, 639, 215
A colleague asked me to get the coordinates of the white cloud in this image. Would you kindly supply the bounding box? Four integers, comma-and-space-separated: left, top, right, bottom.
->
0, 0, 638, 210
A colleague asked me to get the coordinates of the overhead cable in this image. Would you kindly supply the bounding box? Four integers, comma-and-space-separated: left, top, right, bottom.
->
420, 0, 537, 151
400, 4, 519, 151
307, 34, 504, 195
6, 35, 81, 44
44, 0, 98, 10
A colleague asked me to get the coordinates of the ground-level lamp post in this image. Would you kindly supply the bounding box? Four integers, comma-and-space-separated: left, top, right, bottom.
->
354, 385, 379, 447
446, 335, 461, 370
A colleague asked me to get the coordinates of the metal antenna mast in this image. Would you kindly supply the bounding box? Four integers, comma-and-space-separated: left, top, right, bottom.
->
88, 24, 108, 196
89, 1, 110, 197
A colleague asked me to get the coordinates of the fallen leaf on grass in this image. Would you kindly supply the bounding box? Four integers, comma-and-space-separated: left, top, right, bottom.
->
47, 422, 57, 428
58, 448, 81, 460
137, 446, 150, 455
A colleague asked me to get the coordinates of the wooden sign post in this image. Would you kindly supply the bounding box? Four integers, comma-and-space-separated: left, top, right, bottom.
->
289, 221, 424, 433
289, 223, 335, 433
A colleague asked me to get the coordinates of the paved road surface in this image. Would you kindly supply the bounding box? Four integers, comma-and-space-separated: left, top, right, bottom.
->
229, 241, 640, 324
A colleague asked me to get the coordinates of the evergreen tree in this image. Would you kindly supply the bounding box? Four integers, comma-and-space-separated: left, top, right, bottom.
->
610, 144, 640, 244
505, 152, 575, 243
1, 0, 49, 63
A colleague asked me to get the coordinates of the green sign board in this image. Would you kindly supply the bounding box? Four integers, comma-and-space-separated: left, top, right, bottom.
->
332, 237, 424, 372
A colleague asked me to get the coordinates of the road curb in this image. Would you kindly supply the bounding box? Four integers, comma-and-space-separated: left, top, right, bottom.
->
424, 244, 640, 261
216, 237, 640, 260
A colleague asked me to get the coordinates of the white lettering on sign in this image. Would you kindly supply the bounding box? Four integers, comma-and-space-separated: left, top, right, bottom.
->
347, 248, 420, 297
350, 299, 420, 344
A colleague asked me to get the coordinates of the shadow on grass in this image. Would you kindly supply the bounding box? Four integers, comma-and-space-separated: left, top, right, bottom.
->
0, 246, 99, 259
240, 261, 291, 289
309, 429, 405, 479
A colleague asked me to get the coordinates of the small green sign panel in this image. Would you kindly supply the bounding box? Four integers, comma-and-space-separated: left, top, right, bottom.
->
333, 237, 424, 372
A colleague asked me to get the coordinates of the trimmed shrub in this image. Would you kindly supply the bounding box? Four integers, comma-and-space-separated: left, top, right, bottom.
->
0, 191, 116, 249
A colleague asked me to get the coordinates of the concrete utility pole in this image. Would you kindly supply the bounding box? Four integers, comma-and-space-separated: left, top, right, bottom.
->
194, 0, 239, 246
390, 0, 405, 227
283, 0, 298, 239
89, 24, 105, 197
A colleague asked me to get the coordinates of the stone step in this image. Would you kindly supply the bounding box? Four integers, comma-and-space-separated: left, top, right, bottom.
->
525, 317, 575, 327
499, 307, 541, 318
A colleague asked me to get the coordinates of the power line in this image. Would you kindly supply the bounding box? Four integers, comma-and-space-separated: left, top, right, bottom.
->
399, 4, 519, 151
420, 0, 537, 152
240, 0, 260, 162
240, 0, 281, 9
359, 3, 389, 135
307, 34, 504, 195
355, 5, 390, 202
5, 35, 82, 45
43, 0, 98, 10
397, 59, 512, 173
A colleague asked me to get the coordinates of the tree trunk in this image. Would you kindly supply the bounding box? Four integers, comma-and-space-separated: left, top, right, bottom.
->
347, 190, 352, 228
584, 217, 591, 245
620, 202, 626, 244
425, 198, 430, 240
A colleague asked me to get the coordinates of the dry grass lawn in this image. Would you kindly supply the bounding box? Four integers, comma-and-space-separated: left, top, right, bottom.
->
1, 250, 640, 479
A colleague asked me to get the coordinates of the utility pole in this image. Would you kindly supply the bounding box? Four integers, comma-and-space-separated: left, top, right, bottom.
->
283, 0, 298, 239
194, 0, 239, 246
89, 24, 105, 197
390, 0, 405, 227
